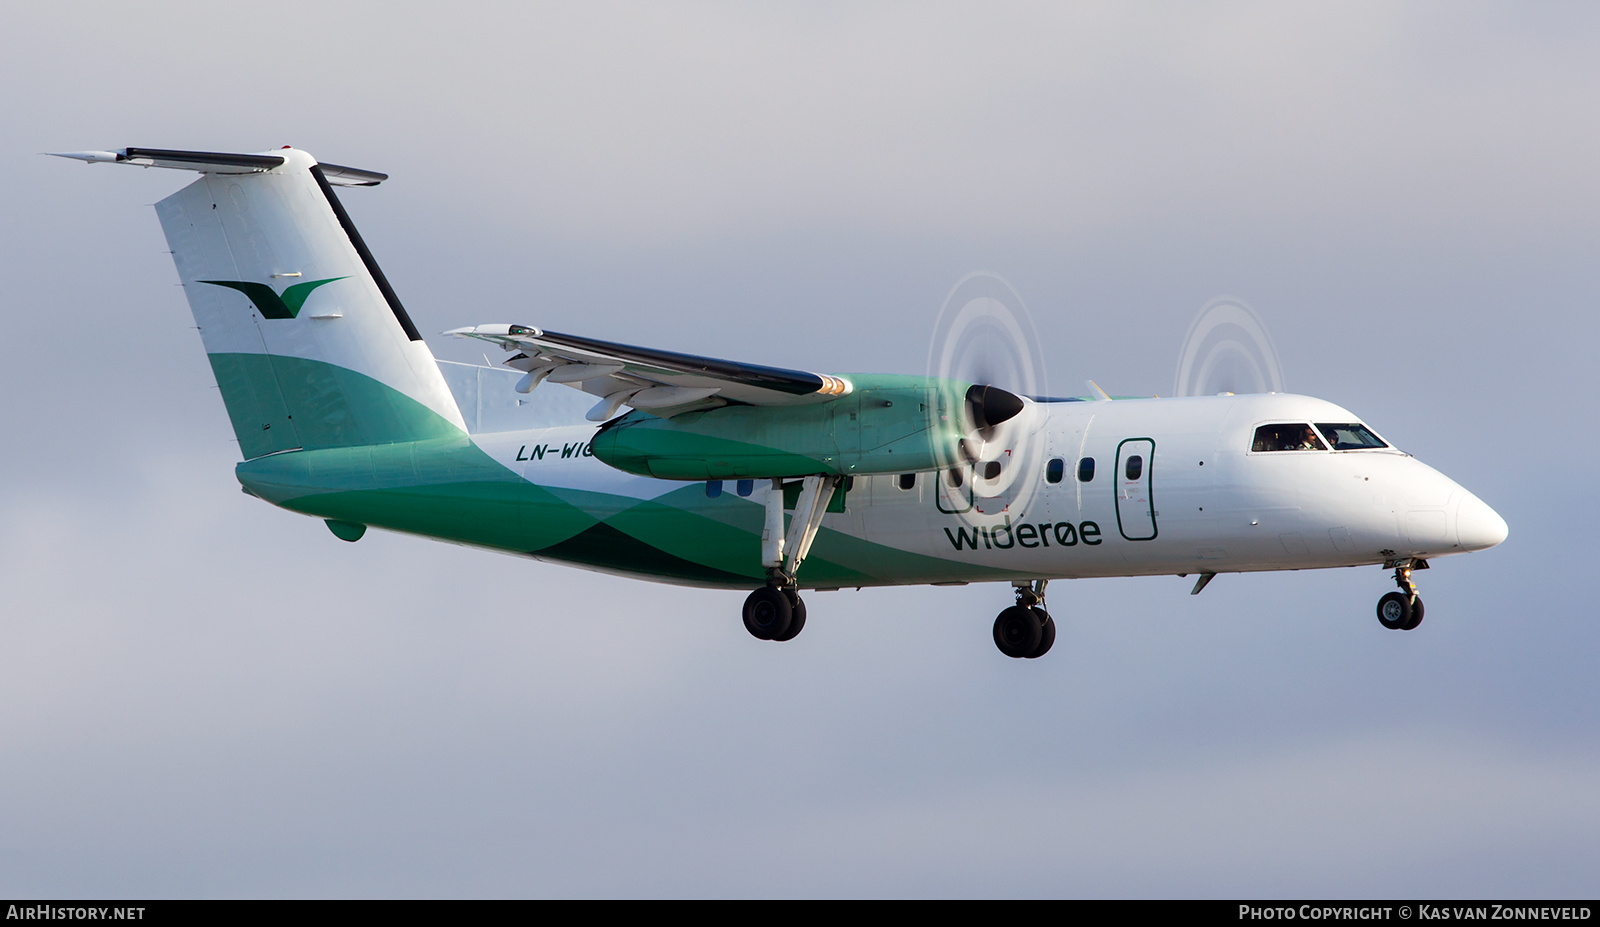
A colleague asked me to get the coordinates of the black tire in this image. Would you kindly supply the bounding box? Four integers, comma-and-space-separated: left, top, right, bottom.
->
743, 587, 792, 640
1401, 596, 1424, 631
1376, 591, 1412, 630
1028, 608, 1055, 658
773, 593, 807, 641
993, 605, 1043, 658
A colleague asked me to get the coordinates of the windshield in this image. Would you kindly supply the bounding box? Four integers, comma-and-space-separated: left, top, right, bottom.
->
1315, 423, 1388, 450
1251, 423, 1327, 452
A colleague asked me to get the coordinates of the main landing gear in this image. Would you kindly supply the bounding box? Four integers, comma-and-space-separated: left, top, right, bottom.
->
742, 585, 806, 641
993, 580, 1056, 659
1376, 558, 1428, 631
742, 474, 837, 643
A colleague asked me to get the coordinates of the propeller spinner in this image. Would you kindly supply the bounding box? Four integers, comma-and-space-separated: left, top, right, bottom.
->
965, 382, 1026, 434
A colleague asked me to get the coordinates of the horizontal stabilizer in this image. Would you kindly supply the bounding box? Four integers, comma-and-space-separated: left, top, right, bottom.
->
47, 147, 386, 185
314, 162, 389, 186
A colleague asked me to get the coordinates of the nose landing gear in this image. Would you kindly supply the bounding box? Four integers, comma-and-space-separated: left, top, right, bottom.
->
994, 581, 1056, 658
1377, 559, 1427, 631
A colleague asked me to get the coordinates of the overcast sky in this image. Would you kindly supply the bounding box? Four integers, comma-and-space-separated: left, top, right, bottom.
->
2, 2, 1597, 897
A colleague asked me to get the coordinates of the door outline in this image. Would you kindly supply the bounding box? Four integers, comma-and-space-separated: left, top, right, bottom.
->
934, 464, 974, 514
1114, 437, 1157, 541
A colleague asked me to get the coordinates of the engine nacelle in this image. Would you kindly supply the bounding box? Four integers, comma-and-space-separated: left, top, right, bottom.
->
590, 374, 987, 480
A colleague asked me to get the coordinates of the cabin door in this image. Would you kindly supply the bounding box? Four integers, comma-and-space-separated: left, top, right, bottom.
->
1115, 438, 1157, 541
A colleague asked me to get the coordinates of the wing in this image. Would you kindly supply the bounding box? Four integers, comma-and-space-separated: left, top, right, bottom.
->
446, 324, 853, 422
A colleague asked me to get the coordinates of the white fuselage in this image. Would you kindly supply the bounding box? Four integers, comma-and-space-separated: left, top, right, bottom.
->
467, 392, 1508, 587
844, 392, 1505, 580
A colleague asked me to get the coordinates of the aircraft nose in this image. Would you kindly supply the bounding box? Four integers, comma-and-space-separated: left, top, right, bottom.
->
1455, 492, 1509, 551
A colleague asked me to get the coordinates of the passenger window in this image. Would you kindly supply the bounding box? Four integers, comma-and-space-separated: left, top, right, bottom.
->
982, 461, 1002, 480
1077, 457, 1095, 482
1251, 423, 1327, 452
898, 473, 916, 491
736, 479, 754, 497
706, 480, 723, 498
1125, 455, 1143, 481
948, 467, 964, 488
1046, 458, 1065, 484
1315, 423, 1388, 450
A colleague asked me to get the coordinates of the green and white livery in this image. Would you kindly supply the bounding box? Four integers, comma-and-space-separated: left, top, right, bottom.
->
54, 146, 1508, 657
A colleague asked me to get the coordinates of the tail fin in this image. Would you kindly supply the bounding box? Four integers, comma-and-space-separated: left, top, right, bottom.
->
84, 147, 467, 458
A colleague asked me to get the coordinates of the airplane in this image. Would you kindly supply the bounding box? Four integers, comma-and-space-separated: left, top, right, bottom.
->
51, 146, 1509, 658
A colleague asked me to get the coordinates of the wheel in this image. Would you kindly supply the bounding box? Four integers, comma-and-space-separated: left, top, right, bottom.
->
1376, 592, 1412, 630
993, 605, 1043, 658
1401, 596, 1424, 631
743, 586, 792, 640
773, 592, 807, 641
1027, 608, 1055, 658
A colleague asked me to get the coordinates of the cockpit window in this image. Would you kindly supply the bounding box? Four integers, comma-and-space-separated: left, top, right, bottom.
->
1251, 423, 1327, 452
1315, 423, 1389, 450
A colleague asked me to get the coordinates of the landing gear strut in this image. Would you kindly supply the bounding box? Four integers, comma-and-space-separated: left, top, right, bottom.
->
1377, 559, 1427, 631
742, 475, 836, 642
994, 580, 1056, 659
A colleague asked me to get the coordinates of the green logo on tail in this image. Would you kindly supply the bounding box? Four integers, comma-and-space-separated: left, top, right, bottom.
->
199, 277, 349, 319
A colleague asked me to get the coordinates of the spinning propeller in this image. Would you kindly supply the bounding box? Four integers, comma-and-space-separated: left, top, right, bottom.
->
926, 273, 1049, 520
1173, 297, 1284, 397
923, 284, 1286, 527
